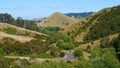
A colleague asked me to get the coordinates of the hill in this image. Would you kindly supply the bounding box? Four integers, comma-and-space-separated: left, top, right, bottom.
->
0, 23, 47, 42
83, 5, 120, 41
38, 12, 78, 28
33, 18, 46, 23
62, 5, 120, 42
65, 12, 93, 18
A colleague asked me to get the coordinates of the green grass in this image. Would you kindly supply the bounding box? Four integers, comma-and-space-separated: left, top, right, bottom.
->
24, 61, 73, 68
4, 27, 18, 34
32, 53, 54, 58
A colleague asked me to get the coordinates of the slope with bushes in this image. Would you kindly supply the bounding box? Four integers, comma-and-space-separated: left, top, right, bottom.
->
0, 23, 48, 42
84, 5, 120, 41
62, 5, 120, 43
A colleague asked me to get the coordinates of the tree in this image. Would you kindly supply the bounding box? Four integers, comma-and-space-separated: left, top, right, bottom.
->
15, 17, 25, 28
59, 34, 73, 42
73, 48, 83, 59
26, 21, 37, 31
0, 47, 4, 55
100, 37, 110, 48
56, 40, 74, 50
112, 34, 120, 60
90, 46, 120, 68
0, 13, 15, 24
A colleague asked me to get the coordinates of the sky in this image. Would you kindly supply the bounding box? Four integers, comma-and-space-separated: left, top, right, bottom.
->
0, 0, 120, 19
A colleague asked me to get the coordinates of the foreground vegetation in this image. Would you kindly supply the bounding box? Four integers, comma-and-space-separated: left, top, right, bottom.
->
0, 44, 120, 68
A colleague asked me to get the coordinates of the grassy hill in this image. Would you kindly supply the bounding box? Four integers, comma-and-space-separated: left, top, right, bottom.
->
38, 12, 78, 28
0, 23, 47, 42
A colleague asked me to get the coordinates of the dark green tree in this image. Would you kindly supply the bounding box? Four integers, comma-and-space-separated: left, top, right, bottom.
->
112, 34, 120, 60
26, 21, 37, 30
0, 13, 15, 24
15, 17, 25, 28
73, 48, 83, 59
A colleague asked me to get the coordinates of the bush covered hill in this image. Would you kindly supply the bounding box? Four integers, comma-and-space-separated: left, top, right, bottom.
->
84, 6, 120, 41
38, 12, 78, 28
65, 12, 93, 18
62, 5, 120, 43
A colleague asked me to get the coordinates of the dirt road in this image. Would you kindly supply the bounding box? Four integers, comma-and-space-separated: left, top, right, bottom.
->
4, 56, 63, 63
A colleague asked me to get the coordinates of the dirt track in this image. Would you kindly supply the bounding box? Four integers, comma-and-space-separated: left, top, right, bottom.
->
4, 56, 63, 63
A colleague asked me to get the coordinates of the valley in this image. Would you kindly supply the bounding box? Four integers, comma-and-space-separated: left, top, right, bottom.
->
0, 2, 120, 68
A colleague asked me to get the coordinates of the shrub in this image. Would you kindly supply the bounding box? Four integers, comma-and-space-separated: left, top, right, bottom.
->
100, 37, 110, 48
56, 40, 74, 50
74, 48, 83, 59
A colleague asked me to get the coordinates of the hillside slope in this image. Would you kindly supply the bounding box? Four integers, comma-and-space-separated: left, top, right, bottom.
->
77, 33, 118, 50
0, 23, 48, 42
38, 12, 78, 28
0, 31, 34, 42
83, 5, 120, 41
62, 5, 120, 42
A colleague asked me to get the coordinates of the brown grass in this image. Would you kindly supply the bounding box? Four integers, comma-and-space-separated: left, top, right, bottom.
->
77, 33, 118, 50
0, 23, 48, 42
0, 23, 47, 37
38, 12, 78, 28
0, 31, 34, 42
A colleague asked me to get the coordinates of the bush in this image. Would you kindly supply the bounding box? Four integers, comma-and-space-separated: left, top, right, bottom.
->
0, 47, 5, 55
0, 57, 21, 68
56, 40, 75, 50
111, 34, 120, 60
100, 37, 110, 48
74, 48, 83, 59
60, 52, 65, 57
90, 46, 120, 68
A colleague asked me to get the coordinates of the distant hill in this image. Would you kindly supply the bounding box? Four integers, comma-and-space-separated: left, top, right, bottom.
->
33, 18, 46, 23
65, 12, 93, 18
38, 12, 78, 28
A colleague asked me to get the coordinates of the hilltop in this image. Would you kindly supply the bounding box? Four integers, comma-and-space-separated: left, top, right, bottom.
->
38, 12, 78, 28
